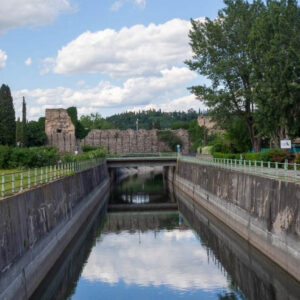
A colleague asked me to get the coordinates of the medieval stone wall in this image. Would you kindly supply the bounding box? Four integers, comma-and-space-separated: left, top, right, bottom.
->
45, 109, 190, 153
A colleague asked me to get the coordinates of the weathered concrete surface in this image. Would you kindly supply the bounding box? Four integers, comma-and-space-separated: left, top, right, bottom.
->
0, 163, 110, 300
174, 188, 300, 300
166, 161, 300, 281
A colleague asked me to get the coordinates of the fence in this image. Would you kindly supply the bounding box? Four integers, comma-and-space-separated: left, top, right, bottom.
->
179, 156, 300, 183
0, 157, 105, 199
107, 152, 178, 159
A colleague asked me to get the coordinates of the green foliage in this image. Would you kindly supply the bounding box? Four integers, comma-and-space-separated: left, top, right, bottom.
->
171, 121, 190, 130
26, 117, 47, 147
81, 145, 99, 152
67, 107, 88, 139
106, 109, 199, 130
80, 113, 113, 130
63, 147, 107, 162
188, 120, 209, 152
21, 97, 27, 146
157, 130, 182, 151
209, 134, 233, 153
213, 149, 290, 163
0, 84, 16, 146
0, 146, 59, 169
0, 146, 11, 168
249, 0, 300, 143
185, 1, 264, 151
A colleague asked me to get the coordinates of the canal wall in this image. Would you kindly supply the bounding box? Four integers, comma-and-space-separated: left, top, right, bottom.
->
166, 161, 300, 281
0, 163, 110, 300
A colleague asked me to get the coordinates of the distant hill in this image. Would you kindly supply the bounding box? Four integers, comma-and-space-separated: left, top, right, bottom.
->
105, 109, 200, 130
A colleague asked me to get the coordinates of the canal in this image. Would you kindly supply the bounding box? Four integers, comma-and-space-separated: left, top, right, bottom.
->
31, 168, 300, 300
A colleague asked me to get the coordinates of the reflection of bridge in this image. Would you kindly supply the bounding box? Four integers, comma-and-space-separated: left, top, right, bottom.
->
107, 153, 177, 168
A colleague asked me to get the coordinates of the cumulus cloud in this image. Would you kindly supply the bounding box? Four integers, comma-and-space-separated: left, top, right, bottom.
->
13, 67, 197, 119
0, 50, 7, 69
81, 229, 229, 291
24, 57, 32, 66
44, 18, 203, 78
0, 0, 75, 34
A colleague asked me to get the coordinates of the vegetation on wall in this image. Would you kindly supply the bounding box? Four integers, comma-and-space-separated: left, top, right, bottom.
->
157, 130, 183, 151
66, 107, 88, 139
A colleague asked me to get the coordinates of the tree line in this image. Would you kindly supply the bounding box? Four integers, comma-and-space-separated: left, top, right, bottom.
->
186, 0, 300, 152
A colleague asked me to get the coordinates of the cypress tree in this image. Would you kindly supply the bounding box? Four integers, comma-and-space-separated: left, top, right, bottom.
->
0, 84, 16, 146
21, 96, 27, 146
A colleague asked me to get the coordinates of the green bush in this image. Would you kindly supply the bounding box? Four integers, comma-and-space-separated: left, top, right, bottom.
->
157, 130, 182, 151
8, 146, 59, 168
63, 147, 107, 162
81, 145, 99, 152
213, 152, 240, 159
0, 146, 11, 168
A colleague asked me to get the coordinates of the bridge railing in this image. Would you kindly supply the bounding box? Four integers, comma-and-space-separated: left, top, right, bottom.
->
0, 157, 105, 199
107, 152, 178, 159
178, 155, 300, 183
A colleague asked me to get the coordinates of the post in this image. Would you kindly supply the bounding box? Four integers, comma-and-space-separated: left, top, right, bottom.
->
275, 162, 278, 178
1, 174, 5, 197
28, 169, 31, 188
294, 163, 297, 182
12, 173, 15, 193
40, 167, 43, 184
20, 172, 23, 191
45, 166, 48, 183
35, 168, 37, 186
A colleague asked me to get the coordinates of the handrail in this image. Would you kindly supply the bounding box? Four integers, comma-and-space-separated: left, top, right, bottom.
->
178, 155, 300, 183
0, 157, 105, 199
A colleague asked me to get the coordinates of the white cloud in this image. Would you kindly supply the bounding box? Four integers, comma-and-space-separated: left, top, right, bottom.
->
45, 18, 203, 78
81, 229, 230, 291
0, 0, 75, 34
77, 80, 86, 87
0, 50, 7, 69
111, 0, 146, 11
13, 67, 197, 119
24, 57, 32, 66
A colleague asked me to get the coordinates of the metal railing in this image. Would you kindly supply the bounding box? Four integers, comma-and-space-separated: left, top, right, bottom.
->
107, 152, 178, 159
0, 157, 105, 199
178, 155, 300, 183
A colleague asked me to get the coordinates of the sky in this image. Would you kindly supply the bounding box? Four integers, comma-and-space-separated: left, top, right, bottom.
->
0, 0, 225, 120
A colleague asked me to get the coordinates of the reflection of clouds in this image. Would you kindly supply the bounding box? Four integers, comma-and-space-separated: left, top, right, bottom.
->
82, 229, 229, 291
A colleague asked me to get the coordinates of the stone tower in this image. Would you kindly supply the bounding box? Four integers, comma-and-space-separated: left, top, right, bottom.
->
45, 109, 76, 152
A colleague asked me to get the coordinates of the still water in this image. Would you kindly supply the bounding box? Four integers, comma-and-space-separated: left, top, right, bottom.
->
31, 169, 300, 300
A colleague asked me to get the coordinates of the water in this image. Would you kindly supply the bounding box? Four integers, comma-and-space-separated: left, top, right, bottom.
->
31, 170, 300, 300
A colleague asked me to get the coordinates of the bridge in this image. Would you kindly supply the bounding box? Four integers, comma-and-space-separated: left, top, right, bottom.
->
106, 153, 178, 168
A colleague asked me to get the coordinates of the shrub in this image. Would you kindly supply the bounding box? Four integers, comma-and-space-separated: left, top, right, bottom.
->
81, 145, 98, 152
213, 152, 240, 159
157, 130, 182, 151
63, 147, 107, 162
0, 146, 11, 168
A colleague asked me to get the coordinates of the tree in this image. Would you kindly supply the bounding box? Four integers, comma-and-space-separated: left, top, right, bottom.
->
186, 0, 264, 152
26, 117, 47, 147
21, 96, 27, 146
0, 84, 16, 146
16, 117, 22, 145
80, 113, 112, 130
249, 0, 300, 145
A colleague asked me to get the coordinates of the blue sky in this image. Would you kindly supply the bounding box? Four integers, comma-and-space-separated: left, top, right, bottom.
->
0, 0, 224, 119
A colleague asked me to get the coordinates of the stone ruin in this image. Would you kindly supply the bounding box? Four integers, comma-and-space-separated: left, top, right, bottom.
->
45, 108, 190, 153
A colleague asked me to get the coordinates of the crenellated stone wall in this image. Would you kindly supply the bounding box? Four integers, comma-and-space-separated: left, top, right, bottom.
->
79, 129, 190, 154
45, 109, 190, 153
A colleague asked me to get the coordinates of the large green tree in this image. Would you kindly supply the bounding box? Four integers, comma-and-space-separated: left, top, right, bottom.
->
80, 113, 112, 130
21, 96, 27, 146
26, 117, 47, 147
250, 0, 300, 145
186, 0, 264, 152
0, 84, 16, 146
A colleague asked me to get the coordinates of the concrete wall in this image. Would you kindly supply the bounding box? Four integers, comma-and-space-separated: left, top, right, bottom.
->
166, 161, 300, 281
0, 163, 110, 300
